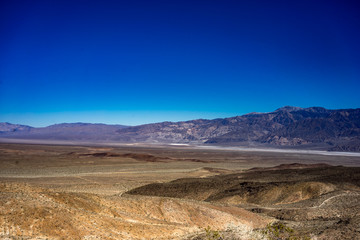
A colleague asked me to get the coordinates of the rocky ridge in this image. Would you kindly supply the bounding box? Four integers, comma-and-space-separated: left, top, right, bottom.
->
115, 106, 360, 151
0, 122, 33, 133
1, 106, 359, 151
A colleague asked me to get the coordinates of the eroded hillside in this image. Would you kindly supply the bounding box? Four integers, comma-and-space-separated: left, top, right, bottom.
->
1, 143, 360, 239
128, 164, 360, 239
0, 182, 271, 239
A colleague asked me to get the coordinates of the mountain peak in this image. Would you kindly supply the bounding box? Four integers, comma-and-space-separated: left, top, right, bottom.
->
275, 106, 303, 112
0, 122, 33, 132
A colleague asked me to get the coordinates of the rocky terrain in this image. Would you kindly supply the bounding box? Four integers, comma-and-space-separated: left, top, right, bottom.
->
1, 143, 360, 239
0, 182, 271, 239
0, 143, 276, 239
114, 106, 360, 151
128, 164, 360, 240
1, 106, 360, 151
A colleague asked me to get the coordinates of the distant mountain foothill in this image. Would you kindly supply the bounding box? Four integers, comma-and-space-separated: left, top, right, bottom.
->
1, 106, 359, 152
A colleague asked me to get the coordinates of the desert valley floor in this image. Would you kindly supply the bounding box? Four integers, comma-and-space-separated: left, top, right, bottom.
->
1, 143, 360, 239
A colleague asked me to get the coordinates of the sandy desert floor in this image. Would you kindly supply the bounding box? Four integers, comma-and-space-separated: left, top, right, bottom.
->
1, 143, 360, 239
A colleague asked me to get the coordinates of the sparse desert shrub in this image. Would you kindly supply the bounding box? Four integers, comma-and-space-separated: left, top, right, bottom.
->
204, 226, 223, 240
261, 222, 310, 240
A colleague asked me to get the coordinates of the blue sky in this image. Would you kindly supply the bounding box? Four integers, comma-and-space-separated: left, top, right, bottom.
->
1, 0, 359, 127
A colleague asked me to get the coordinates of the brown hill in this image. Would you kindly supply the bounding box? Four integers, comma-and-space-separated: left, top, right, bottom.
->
127, 165, 360, 239
0, 182, 270, 239
127, 164, 360, 205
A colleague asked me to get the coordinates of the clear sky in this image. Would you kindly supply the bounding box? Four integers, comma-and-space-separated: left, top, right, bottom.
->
1, 0, 359, 127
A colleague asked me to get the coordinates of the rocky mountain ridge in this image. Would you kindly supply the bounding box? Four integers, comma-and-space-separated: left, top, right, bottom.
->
114, 106, 360, 151
1, 106, 359, 151
0, 122, 33, 133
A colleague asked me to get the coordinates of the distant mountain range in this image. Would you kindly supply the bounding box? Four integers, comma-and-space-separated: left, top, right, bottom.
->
0, 122, 127, 141
1, 106, 360, 152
